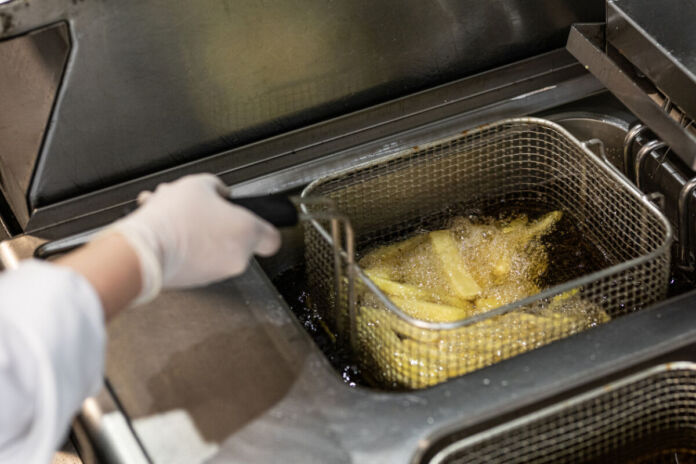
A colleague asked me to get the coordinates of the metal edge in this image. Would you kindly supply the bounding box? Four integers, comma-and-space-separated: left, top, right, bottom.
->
567, 23, 696, 170
24, 49, 597, 233
76, 384, 151, 464
606, 1, 696, 119
545, 110, 629, 132
0, 1, 71, 39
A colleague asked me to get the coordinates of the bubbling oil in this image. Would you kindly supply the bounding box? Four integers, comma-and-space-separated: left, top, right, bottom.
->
358, 206, 609, 318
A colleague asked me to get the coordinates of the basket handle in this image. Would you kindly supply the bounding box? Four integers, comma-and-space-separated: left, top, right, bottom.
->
34, 191, 300, 259
583, 138, 625, 179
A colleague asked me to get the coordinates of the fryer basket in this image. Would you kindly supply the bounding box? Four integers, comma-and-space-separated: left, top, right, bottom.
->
300, 118, 672, 390
423, 363, 696, 463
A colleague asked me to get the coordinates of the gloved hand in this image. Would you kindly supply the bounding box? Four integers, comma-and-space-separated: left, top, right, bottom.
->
107, 173, 281, 305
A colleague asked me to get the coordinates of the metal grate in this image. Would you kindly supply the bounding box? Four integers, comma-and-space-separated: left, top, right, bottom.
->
425, 363, 696, 464
301, 118, 672, 390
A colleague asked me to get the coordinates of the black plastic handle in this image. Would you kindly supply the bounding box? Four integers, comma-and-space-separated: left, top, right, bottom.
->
33, 193, 299, 260
228, 193, 299, 228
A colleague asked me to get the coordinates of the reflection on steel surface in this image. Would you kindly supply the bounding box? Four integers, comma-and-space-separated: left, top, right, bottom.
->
78, 393, 149, 464
0, 0, 602, 209
0, 23, 69, 226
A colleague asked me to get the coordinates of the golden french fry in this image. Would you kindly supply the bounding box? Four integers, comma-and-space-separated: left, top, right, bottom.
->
359, 234, 427, 270
501, 215, 528, 234
361, 265, 393, 280
474, 282, 541, 311
526, 210, 563, 239
491, 254, 512, 280
549, 288, 580, 306
359, 305, 440, 343
435, 312, 578, 356
357, 316, 446, 387
543, 290, 612, 328
365, 273, 436, 301
429, 230, 481, 299
389, 296, 474, 323
365, 271, 471, 309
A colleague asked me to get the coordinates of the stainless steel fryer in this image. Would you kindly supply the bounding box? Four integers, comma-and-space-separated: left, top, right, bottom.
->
301, 117, 671, 389
3, 1, 696, 462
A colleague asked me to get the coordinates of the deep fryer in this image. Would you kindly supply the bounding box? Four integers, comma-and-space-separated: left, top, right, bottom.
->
1, 0, 696, 462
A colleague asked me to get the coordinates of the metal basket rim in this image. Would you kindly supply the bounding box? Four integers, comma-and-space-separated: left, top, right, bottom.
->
425, 361, 696, 464
300, 117, 674, 331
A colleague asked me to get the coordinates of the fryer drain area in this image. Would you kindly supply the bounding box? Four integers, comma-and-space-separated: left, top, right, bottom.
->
300, 118, 671, 390
421, 363, 696, 464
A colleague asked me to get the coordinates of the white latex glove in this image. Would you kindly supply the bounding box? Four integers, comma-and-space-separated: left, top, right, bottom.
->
107, 173, 281, 305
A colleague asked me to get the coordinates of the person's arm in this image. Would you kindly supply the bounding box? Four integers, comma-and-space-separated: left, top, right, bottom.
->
64, 173, 281, 320
56, 233, 142, 321
59, 173, 281, 321
0, 173, 281, 462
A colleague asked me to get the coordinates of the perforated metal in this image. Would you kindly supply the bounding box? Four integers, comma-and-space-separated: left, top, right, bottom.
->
426, 363, 696, 464
301, 118, 672, 390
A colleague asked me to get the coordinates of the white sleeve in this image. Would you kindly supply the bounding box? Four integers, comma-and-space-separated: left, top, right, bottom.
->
0, 259, 105, 464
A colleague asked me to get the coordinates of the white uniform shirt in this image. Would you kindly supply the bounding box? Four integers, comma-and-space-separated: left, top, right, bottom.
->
0, 260, 105, 463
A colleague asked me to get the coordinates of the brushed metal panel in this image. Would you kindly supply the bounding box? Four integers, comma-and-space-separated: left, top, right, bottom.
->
0, 0, 603, 209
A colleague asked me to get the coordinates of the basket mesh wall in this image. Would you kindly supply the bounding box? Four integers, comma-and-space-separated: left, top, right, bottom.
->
424, 364, 696, 464
302, 118, 671, 390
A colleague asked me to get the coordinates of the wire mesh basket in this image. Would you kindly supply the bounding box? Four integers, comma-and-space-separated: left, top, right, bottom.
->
423, 362, 696, 463
300, 117, 672, 390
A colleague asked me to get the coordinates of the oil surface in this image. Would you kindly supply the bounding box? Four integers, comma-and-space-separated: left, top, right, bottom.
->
273, 265, 366, 387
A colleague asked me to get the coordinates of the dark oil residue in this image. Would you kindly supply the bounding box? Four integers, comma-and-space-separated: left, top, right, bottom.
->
273, 265, 366, 387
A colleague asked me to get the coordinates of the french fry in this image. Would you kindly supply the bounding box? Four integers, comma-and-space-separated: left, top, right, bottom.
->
389, 296, 474, 323
433, 312, 579, 359
491, 252, 512, 281
359, 305, 440, 342
501, 215, 528, 234
490, 211, 560, 282
543, 289, 611, 328
365, 273, 435, 300
474, 282, 541, 311
526, 210, 563, 239
364, 271, 471, 309
359, 234, 427, 271
358, 316, 448, 387
429, 230, 482, 299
